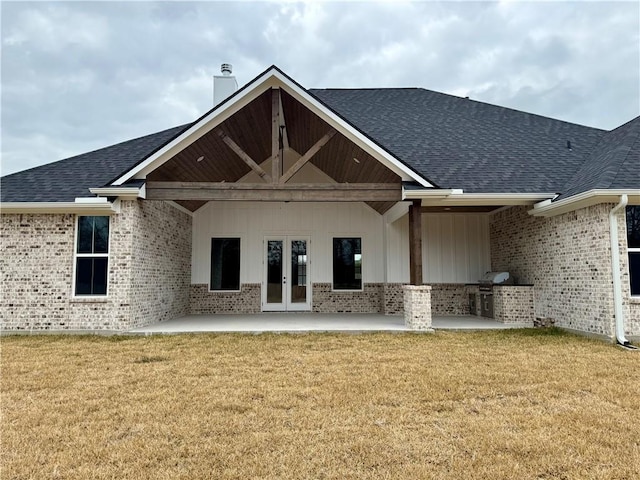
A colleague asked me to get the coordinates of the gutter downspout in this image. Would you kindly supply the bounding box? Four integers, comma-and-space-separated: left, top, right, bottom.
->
609, 195, 629, 345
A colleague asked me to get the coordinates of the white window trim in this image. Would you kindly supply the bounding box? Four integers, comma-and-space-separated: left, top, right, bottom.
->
331, 235, 364, 293
72, 215, 110, 299
629, 247, 640, 298
209, 236, 242, 293
627, 206, 640, 297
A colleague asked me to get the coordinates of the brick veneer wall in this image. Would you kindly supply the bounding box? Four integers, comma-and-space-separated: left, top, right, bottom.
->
190, 284, 261, 314
628, 301, 640, 339
312, 283, 383, 313
493, 286, 534, 325
190, 283, 386, 314
490, 204, 626, 337
128, 201, 192, 328
383, 283, 404, 314
0, 201, 191, 331
383, 283, 482, 316
430, 284, 473, 315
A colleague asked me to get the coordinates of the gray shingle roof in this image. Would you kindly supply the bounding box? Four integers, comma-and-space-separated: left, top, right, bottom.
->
310, 88, 606, 193
556, 115, 640, 200
1, 125, 189, 202
1, 77, 637, 204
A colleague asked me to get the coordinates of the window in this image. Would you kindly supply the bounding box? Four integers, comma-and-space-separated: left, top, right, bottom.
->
74, 216, 109, 296
210, 238, 240, 291
627, 206, 640, 296
333, 237, 362, 290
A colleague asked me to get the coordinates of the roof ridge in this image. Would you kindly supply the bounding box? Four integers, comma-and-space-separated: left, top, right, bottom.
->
608, 122, 640, 188
310, 87, 421, 91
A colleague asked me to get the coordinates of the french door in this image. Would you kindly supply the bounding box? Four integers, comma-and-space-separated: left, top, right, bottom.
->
263, 236, 310, 311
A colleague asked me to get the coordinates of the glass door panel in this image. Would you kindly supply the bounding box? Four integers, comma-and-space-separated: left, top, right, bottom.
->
290, 240, 307, 304
263, 236, 310, 311
266, 240, 283, 305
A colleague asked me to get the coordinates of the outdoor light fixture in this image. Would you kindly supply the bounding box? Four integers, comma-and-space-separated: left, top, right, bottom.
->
196, 155, 205, 162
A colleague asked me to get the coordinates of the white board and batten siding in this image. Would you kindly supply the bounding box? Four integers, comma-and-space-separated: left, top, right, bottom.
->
192, 201, 491, 286
191, 201, 385, 285
386, 213, 491, 283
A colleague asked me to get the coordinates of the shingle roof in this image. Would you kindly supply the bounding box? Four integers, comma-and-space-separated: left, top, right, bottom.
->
310, 88, 606, 193
1, 78, 637, 204
1, 125, 189, 202
556, 116, 640, 200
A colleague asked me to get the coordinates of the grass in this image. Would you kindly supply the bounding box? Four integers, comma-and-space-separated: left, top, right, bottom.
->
1, 329, 639, 479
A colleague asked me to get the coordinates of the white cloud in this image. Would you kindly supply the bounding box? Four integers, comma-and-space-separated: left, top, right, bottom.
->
2, 4, 108, 52
1, 0, 638, 176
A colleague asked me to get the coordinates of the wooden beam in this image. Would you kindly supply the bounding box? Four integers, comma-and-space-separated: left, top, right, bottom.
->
146, 181, 402, 202
216, 130, 272, 183
408, 199, 423, 285
278, 89, 289, 149
272, 88, 282, 183
279, 129, 337, 184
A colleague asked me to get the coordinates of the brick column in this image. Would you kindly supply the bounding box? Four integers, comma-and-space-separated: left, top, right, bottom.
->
403, 285, 433, 330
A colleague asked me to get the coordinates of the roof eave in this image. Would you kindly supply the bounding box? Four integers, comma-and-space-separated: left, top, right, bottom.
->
89, 185, 145, 199
404, 188, 557, 206
530, 189, 640, 217
1, 198, 119, 215
111, 66, 432, 188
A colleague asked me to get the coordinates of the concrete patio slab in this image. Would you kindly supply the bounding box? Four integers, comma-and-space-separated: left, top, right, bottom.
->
128, 313, 533, 334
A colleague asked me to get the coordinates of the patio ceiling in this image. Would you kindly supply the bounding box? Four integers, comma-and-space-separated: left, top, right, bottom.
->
146, 88, 401, 214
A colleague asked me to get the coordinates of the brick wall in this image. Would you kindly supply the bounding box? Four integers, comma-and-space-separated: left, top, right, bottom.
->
0, 200, 191, 331
383, 283, 404, 314
430, 284, 472, 315
493, 286, 534, 325
189, 282, 408, 315
129, 201, 192, 328
312, 283, 383, 313
190, 284, 261, 314
490, 204, 624, 337
1, 213, 131, 330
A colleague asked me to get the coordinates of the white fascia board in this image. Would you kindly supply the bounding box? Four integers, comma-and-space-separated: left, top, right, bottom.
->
1, 201, 118, 215
402, 188, 457, 200
270, 71, 432, 187
89, 186, 145, 199
417, 192, 557, 206
530, 189, 640, 217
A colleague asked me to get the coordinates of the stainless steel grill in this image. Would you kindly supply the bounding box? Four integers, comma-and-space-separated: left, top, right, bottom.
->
478, 272, 510, 318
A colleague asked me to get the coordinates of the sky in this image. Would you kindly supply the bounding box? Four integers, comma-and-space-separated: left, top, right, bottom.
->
1, 1, 639, 176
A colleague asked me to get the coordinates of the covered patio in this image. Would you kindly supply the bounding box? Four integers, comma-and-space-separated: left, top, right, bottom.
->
128, 313, 534, 334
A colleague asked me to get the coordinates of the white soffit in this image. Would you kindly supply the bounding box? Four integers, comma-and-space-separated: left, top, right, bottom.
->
112, 67, 432, 187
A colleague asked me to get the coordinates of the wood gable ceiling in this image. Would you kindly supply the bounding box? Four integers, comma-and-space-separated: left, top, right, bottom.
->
147, 87, 401, 213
